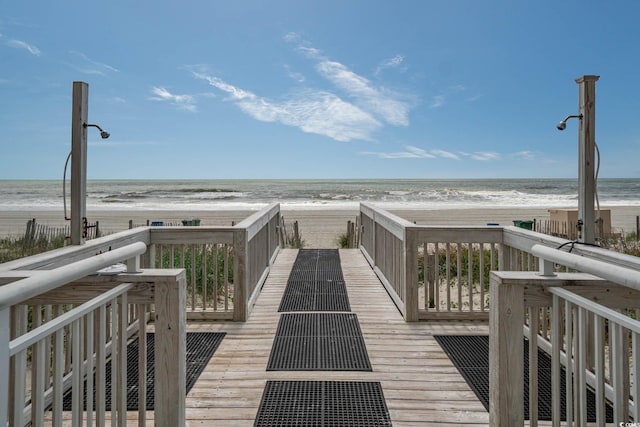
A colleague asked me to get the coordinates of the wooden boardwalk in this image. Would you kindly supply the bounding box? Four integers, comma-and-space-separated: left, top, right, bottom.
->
184, 249, 490, 426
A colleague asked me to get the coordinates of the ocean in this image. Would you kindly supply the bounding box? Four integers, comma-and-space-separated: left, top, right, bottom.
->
1, 178, 640, 211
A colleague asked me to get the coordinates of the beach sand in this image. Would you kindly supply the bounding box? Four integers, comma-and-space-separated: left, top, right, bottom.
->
1, 206, 638, 248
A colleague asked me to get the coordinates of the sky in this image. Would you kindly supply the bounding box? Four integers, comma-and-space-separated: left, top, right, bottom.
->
1, 1, 640, 180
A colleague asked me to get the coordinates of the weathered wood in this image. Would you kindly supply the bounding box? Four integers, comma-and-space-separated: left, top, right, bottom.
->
177, 249, 490, 426
154, 269, 186, 427
489, 271, 524, 426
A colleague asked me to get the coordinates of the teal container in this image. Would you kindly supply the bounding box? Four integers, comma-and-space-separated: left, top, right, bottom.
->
182, 219, 201, 226
513, 220, 533, 230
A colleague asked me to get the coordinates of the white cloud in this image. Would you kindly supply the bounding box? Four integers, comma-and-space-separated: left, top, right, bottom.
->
284, 64, 305, 83
430, 95, 445, 108
512, 150, 535, 160
193, 71, 380, 141
149, 87, 197, 112
361, 146, 504, 161
462, 151, 500, 161
191, 35, 412, 142
431, 149, 460, 160
6, 39, 40, 56
108, 96, 127, 104
315, 60, 410, 126
69, 50, 119, 75
375, 54, 406, 76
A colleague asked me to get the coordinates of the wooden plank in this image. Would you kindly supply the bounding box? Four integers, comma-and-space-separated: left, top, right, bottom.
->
154, 270, 186, 426
178, 249, 489, 426
489, 271, 524, 426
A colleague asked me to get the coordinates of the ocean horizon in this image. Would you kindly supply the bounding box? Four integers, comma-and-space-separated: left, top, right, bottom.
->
2, 178, 640, 211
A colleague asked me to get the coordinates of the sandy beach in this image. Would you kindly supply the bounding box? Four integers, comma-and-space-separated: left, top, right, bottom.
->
1, 206, 638, 248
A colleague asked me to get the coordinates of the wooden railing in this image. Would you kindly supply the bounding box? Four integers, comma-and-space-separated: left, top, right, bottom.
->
490, 247, 640, 426
0, 243, 188, 426
141, 202, 280, 321
360, 203, 640, 321
360, 203, 640, 425
0, 203, 280, 425
360, 203, 506, 321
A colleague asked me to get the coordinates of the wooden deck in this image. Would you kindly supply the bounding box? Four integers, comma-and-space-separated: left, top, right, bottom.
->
183, 249, 490, 426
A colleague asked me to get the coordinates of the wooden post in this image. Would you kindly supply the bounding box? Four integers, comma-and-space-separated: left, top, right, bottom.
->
576, 75, 599, 245
404, 227, 419, 321
71, 81, 88, 245
154, 270, 186, 426
0, 308, 10, 426
489, 272, 525, 426
233, 229, 248, 321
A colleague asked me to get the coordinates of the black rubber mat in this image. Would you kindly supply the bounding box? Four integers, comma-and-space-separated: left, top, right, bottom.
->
267, 313, 371, 371
62, 332, 225, 410
280, 249, 350, 312
434, 335, 613, 422
254, 380, 392, 427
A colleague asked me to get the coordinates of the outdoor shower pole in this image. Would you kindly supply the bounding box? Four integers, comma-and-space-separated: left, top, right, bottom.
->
576, 75, 599, 245
70, 81, 88, 245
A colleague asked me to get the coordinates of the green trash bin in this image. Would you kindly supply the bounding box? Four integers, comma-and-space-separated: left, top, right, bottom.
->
182, 218, 201, 226
513, 220, 533, 230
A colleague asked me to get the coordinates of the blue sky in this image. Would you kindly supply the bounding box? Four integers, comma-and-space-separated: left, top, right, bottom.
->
1, 1, 639, 179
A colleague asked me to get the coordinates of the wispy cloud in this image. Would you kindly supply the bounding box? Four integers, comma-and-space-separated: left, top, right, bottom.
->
314, 59, 410, 126
431, 149, 460, 160
511, 150, 535, 160
374, 54, 406, 76
5, 38, 40, 56
68, 50, 119, 75
283, 64, 305, 83
192, 71, 380, 141
430, 95, 445, 108
188, 35, 412, 142
461, 151, 501, 161
362, 145, 436, 159
149, 87, 197, 112
108, 96, 127, 104
362, 146, 505, 161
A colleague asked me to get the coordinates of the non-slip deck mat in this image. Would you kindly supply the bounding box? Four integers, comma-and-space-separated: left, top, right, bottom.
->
434, 335, 613, 422
267, 313, 371, 371
254, 381, 392, 427
279, 249, 350, 312
62, 332, 225, 410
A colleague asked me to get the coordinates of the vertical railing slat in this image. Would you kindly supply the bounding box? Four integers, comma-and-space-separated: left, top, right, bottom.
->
565, 302, 573, 426
202, 244, 208, 310
72, 318, 83, 427
633, 332, 640, 423
96, 305, 106, 427
577, 306, 587, 426
117, 294, 128, 427
10, 306, 27, 427
551, 295, 561, 427
528, 307, 539, 427
468, 243, 473, 311
85, 311, 94, 427
594, 315, 606, 427
137, 304, 147, 427
52, 305, 65, 427
611, 322, 626, 423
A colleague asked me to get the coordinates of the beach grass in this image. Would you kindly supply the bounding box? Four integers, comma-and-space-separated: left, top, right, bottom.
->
0, 235, 66, 263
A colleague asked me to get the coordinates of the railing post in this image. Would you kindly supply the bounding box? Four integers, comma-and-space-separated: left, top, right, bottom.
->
489, 271, 525, 426
404, 227, 418, 321
233, 228, 248, 322
154, 270, 186, 427
0, 308, 9, 426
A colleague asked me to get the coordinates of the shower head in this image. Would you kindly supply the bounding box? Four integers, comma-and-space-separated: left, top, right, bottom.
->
84, 123, 110, 139
556, 114, 583, 131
